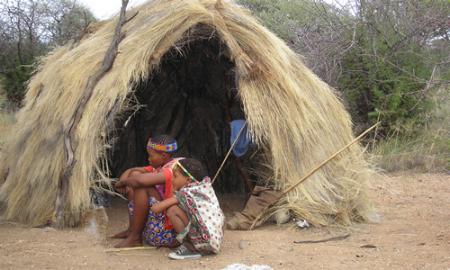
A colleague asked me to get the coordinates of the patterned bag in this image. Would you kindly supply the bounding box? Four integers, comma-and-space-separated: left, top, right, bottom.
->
176, 177, 225, 254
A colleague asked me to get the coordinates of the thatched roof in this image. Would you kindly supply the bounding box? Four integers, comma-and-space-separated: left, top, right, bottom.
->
0, 0, 373, 227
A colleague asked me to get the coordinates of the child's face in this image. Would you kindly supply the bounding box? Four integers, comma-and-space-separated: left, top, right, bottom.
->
172, 167, 190, 191
147, 148, 167, 167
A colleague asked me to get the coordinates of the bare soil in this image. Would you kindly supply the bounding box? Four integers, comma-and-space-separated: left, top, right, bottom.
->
1, 172, 449, 270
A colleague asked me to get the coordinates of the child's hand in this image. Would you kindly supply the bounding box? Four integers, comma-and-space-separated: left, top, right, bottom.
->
150, 197, 178, 214
115, 180, 126, 189
150, 203, 160, 213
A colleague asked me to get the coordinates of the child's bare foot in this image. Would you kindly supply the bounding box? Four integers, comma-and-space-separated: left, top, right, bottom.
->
110, 229, 130, 239
114, 235, 143, 248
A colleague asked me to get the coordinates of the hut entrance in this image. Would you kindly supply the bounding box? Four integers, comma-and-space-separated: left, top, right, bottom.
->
107, 26, 246, 193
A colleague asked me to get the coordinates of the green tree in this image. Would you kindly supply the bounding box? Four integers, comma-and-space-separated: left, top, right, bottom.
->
0, 0, 96, 107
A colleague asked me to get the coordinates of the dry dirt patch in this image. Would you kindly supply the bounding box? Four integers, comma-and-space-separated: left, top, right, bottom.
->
1, 173, 449, 269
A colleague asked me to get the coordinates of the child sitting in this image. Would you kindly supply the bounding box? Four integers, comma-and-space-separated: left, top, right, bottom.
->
158, 159, 225, 260
112, 134, 182, 248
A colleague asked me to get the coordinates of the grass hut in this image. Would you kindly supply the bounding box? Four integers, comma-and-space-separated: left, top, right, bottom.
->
0, 0, 373, 228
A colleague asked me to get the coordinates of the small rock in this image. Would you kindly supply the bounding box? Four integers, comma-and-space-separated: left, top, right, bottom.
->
239, 240, 250, 249
296, 219, 309, 228
44, 227, 56, 232
222, 263, 273, 270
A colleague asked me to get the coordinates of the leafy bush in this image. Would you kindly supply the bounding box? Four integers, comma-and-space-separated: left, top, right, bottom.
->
339, 40, 432, 135
239, 0, 449, 171
371, 86, 450, 172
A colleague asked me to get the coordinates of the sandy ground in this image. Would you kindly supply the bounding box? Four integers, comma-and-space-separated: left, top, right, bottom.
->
1, 172, 449, 270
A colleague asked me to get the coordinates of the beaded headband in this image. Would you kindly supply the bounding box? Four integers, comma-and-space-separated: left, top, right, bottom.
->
174, 161, 196, 181
146, 140, 178, 153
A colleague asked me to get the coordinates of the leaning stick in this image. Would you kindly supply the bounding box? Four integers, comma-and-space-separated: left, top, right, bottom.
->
54, 0, 130, 228
249, 122, 380, 230
105, 246, 156, 253
212, 122, 248, 183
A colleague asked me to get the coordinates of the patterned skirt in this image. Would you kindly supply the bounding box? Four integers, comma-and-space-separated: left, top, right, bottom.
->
128, 197, 178, 247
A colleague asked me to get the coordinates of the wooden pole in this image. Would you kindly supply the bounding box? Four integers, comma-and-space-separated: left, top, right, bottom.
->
249, 122, 379, 230
54, 0, 130, 228
212, 122, 247, 183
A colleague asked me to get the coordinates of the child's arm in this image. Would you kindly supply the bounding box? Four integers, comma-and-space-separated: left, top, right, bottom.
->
151, 197, 179, 213
130, 167, 149, 174
115, 171, 166, 189
118, 167, 148, 181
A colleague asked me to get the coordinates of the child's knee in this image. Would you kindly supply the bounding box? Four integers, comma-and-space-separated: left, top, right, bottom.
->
166, 205, 183, 221
129, 170, 142, 177
166, 205, 177, 218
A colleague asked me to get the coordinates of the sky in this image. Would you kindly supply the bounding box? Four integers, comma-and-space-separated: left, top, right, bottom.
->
78, 0, 148, 19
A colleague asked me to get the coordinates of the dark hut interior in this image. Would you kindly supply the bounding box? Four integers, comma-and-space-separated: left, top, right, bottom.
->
107, 26, 254, 193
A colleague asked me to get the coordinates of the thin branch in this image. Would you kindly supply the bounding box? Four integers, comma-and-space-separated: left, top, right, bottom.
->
54, 0, 130, 228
